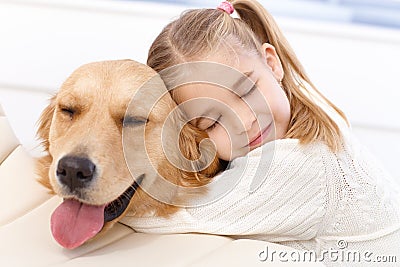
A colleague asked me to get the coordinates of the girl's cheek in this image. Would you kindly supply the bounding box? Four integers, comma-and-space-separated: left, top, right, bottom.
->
208, 129, 230, 161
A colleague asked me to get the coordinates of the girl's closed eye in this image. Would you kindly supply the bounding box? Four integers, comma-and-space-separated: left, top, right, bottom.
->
199, 115, 221, 132
206, 121, 218, 131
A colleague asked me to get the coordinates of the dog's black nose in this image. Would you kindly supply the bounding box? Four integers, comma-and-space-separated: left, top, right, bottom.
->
56, 156, 96, 191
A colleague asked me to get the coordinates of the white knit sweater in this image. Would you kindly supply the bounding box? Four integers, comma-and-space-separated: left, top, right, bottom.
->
121, 130, 400, 266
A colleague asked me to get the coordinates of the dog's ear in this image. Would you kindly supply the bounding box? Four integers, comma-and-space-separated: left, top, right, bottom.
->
36, 154, 54, 192
37, 95, 56, 152
178, 122, 221, 186
35, 95, 56, 193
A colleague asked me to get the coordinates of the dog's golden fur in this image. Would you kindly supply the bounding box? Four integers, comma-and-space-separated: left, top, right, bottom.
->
36, 60, 220, 232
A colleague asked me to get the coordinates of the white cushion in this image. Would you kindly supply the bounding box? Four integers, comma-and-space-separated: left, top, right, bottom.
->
0, 196, 323, 267
0, 145, 51, 226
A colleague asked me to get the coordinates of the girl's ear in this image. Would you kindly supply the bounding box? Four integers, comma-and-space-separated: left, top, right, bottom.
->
261, 43, 284, 82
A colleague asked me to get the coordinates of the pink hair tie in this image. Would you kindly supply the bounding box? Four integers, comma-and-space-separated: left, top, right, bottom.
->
217, 1, 234, 15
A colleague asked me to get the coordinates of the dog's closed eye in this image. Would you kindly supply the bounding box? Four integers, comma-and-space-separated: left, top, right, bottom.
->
123, 116, 148, 127
59, 106, 76, 118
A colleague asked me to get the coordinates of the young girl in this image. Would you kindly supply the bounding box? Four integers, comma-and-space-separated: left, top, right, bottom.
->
121, 0, 400, 264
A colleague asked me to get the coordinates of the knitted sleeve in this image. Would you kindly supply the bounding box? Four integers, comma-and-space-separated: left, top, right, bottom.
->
121, 139, 328, 242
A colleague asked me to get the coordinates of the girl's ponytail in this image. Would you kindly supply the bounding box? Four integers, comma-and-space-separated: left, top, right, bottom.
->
231, 0, 348, 151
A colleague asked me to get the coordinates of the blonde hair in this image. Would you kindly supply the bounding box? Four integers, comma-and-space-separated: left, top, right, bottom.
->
147, 0, 347, 151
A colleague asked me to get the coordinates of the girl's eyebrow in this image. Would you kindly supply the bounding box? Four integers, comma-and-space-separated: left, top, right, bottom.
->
232, 71, 254, 92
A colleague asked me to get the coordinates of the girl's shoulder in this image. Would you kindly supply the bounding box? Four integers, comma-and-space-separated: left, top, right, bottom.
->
245, 138, 332, 161
229, 138, 329, 193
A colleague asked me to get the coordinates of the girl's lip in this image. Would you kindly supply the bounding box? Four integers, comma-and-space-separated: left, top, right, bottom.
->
248, 123, 272, 148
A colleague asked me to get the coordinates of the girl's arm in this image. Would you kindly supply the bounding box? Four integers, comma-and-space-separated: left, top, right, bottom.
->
121, 139, 328, 242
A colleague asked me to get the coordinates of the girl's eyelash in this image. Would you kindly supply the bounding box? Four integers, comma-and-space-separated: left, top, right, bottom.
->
206, 115, 221, 131
206, 123, 217, 131
242, 84, 257, 98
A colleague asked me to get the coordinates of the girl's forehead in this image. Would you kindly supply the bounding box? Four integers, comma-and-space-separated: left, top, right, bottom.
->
171, 60, 257, 104
205, 47, 257, 70
174, 83, 233, 102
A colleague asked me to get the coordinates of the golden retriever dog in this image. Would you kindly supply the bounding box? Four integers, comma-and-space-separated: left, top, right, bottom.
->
36, 60, 220, 249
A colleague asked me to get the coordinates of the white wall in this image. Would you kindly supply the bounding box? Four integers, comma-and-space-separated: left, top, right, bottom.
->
0, 0, 399, 181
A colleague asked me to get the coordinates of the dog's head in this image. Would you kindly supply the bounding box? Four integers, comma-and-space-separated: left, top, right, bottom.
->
36, 60, 220, 249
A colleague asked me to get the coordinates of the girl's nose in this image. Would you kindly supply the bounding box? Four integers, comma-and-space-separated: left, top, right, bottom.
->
235, 102, 257, 134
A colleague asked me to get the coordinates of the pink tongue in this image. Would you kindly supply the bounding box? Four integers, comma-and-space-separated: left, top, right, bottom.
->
51, 199, 106, 249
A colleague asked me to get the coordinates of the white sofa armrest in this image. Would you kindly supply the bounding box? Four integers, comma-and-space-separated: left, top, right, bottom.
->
0, 103, 19, 164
